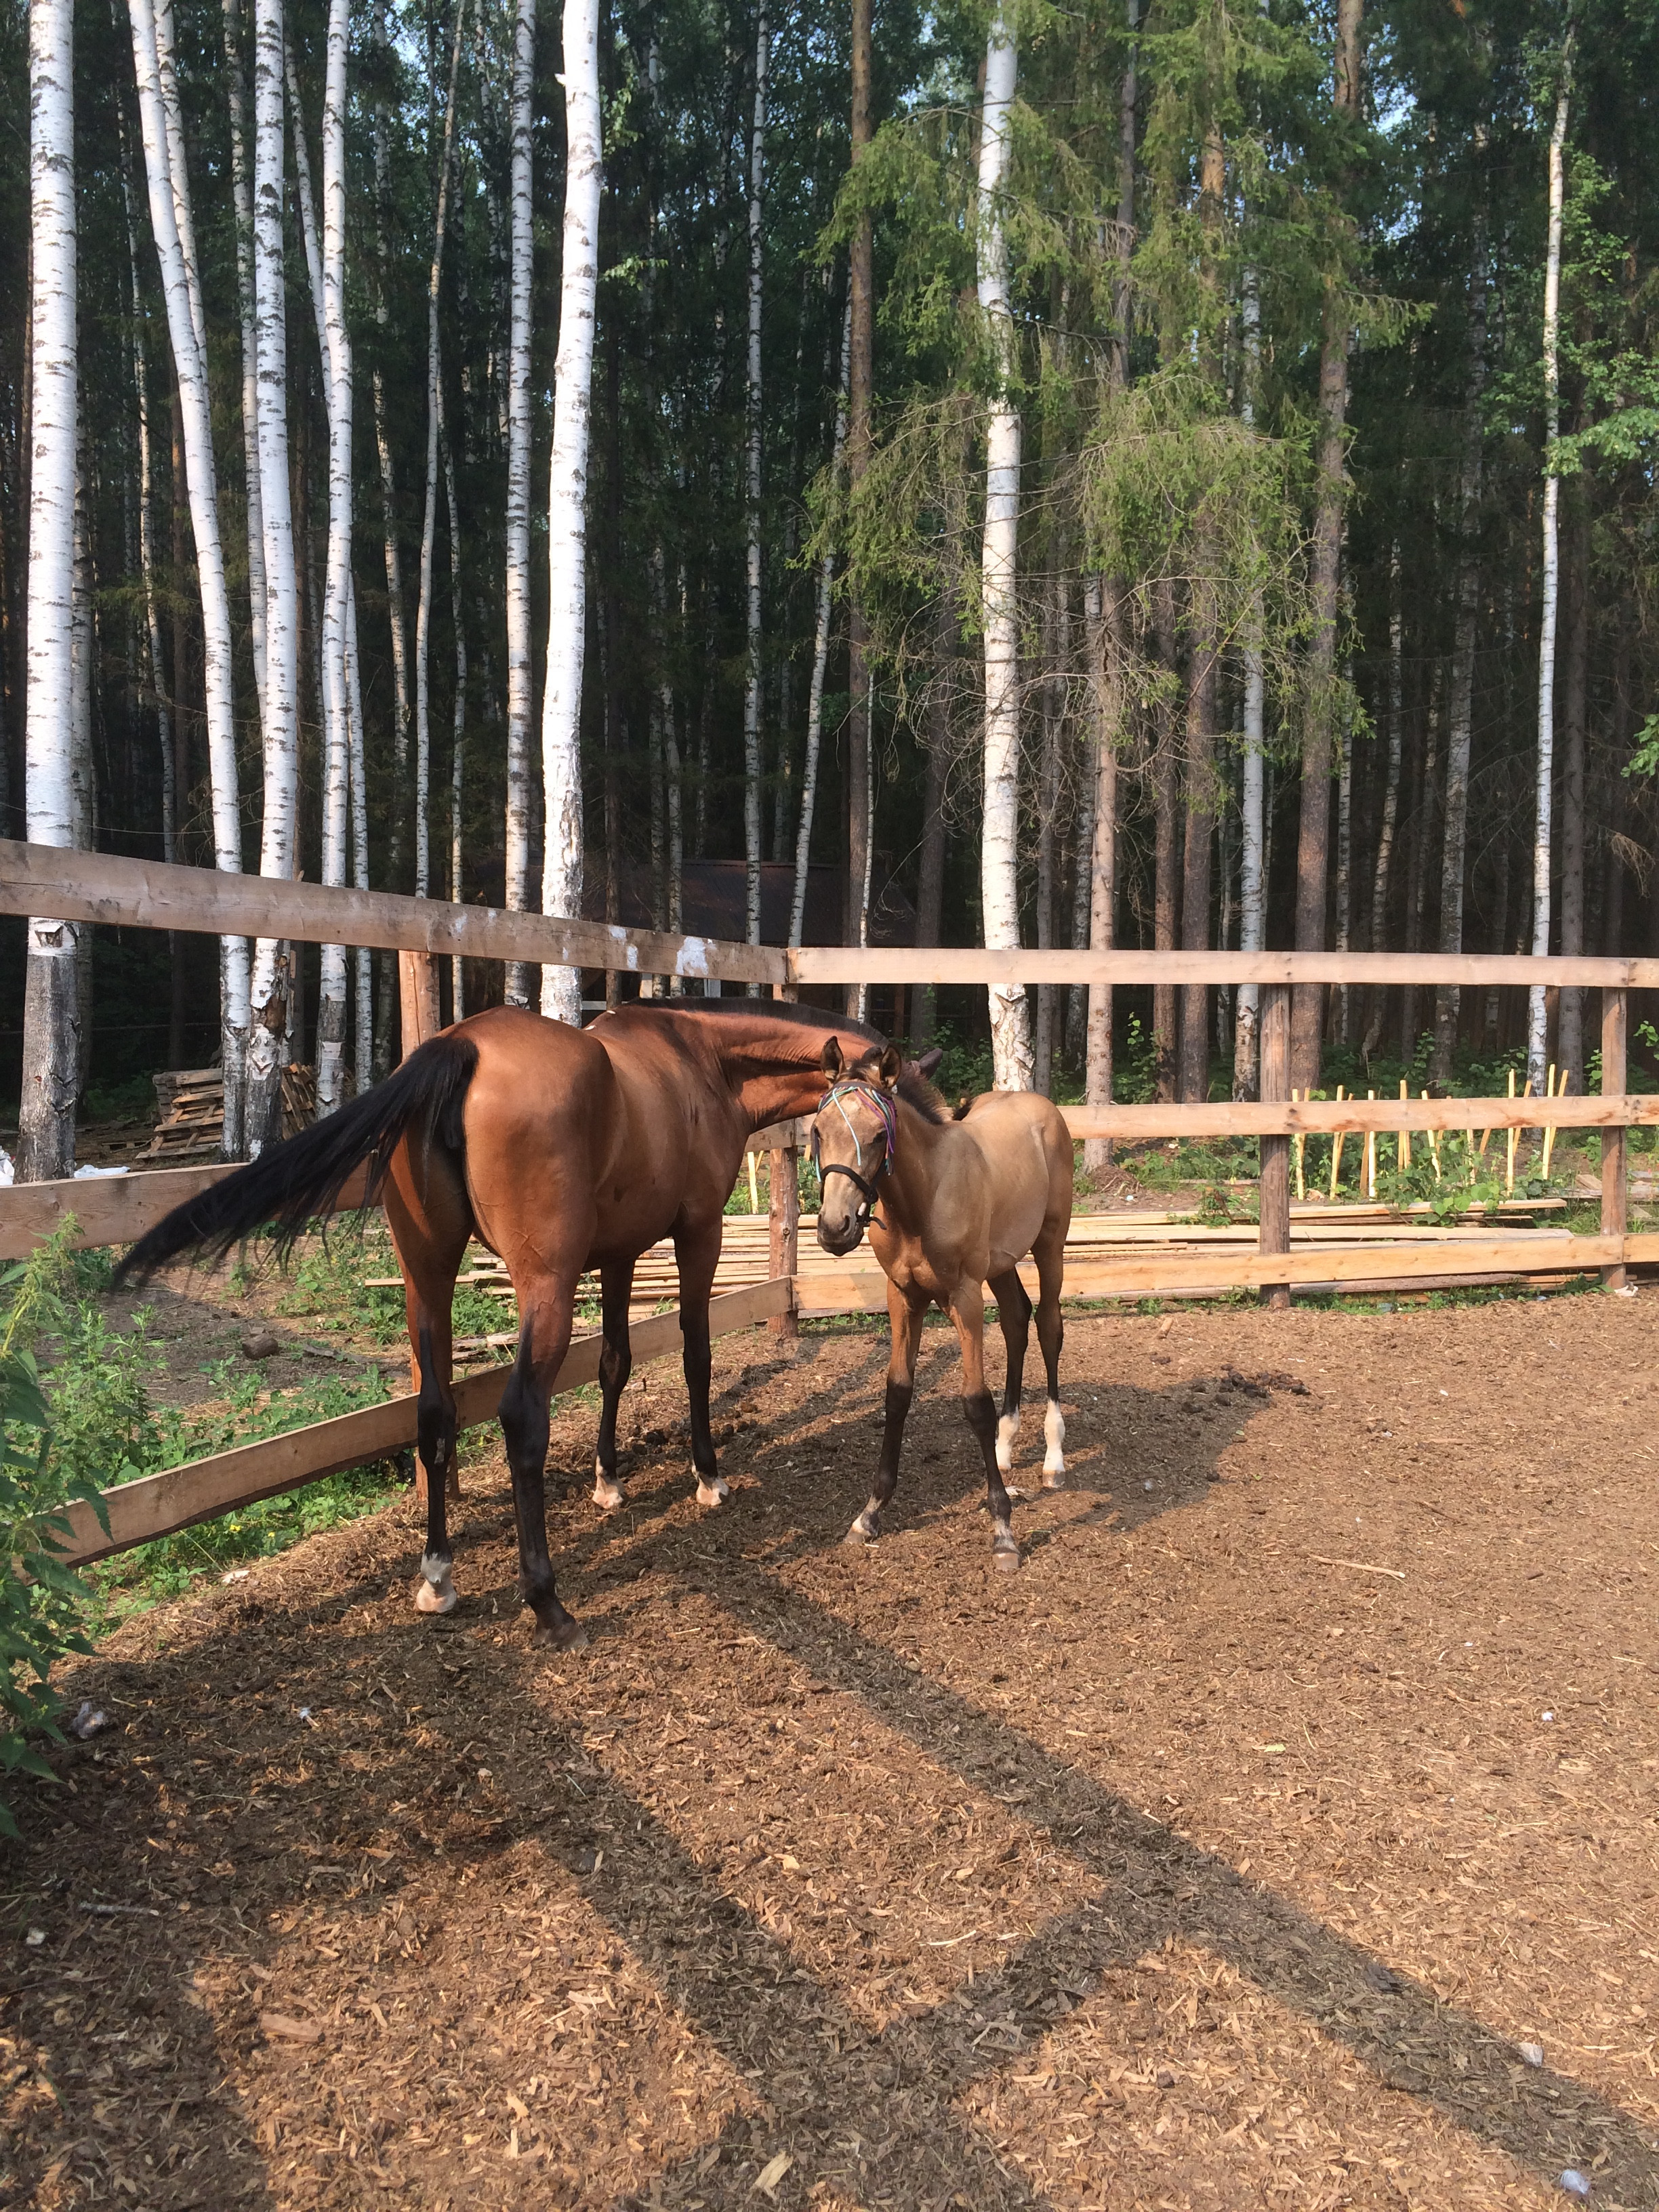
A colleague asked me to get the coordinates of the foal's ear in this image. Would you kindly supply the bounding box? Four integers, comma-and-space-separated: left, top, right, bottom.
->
878, 1042, 903, 1088
820, 1037, 844, 1080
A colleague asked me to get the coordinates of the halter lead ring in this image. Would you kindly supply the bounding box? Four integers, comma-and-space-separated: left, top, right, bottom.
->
811, 1080, 897, 1223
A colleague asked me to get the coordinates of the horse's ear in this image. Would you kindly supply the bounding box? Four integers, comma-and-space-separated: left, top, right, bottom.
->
878, 1042, 903, 1088
914, 1046, 943, 1080
821, 1037, 844, 1080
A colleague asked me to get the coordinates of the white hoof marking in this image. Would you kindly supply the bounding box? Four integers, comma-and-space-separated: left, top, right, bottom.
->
695, 1476, 729, 1509
415, 1557, 457, 1615
1043, 1399, 1066, 1481
592, 1461, 623, 1513
995, 1408, 1021, 1475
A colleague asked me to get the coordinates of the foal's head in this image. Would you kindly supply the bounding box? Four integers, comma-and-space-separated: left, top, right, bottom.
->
812, 1038, 903, 1255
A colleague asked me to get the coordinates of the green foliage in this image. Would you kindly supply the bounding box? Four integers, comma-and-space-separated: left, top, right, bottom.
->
0, 1229, 110, 1841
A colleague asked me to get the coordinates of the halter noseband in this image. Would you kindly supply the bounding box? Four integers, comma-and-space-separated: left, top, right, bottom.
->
811, 1079, 898, 1222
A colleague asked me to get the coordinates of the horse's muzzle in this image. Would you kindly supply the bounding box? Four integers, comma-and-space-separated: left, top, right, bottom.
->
815, 1215, 865, 1258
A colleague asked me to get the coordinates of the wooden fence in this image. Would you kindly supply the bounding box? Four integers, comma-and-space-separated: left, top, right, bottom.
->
1, 839, 1645, 1565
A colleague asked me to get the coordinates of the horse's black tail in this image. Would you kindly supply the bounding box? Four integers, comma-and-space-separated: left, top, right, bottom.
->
112, 1031, 480, 1288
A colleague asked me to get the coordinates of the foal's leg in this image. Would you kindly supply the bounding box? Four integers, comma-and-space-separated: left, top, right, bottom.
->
673, 1216, 727, 1507
848, 1284, 927, 1544
592, 1259, 636, 1512
947, 1282, 1019, 1572
497, 1270, 588, 1651
988, 1269, 1031, 1480
1031, 1218, 1067, 1488
385, 1160, 471, 1618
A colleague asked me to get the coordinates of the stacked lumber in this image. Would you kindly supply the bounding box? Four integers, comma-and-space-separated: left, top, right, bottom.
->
139, 1063, 319, 1164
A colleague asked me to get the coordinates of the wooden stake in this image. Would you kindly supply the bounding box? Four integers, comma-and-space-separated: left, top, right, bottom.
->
1422, 1092, 1441, 1181
1328, 1086, 1345, 1202
1365, 1092, 1376, 1198
1602, 987, 1629, 1288
1397, 1078, 1410, 1173
1505, 1067, 1519, 1195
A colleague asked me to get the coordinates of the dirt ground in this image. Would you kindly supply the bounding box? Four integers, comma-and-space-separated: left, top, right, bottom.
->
3, 1288, 1658, 2211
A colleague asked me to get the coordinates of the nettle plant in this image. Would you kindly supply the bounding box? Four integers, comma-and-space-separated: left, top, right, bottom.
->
0, 1229, 110, 1839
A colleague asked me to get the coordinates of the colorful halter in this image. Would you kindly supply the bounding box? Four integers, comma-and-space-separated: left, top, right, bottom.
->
811, 1079, 899, 1220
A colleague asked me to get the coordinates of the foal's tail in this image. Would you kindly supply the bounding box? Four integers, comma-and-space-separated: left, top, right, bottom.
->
112, 1031, 480, 1288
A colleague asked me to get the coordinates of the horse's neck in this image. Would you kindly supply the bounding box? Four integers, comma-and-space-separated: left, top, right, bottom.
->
880, 1099, 949, 1236
711, 1031, 830, 1129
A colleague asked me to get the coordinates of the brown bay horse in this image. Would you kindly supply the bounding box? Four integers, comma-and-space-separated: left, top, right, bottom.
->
117, 1000, 884, 1650
811, 1038, 1073, 1570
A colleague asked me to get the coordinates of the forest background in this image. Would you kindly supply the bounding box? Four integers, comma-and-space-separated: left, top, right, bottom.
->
3, 0, 1658, 1172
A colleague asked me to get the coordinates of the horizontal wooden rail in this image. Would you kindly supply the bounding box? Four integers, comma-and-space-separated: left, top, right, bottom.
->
1057, 1096, 1659, 1139
0, 1161, 371, 1263
0, 840, 784, 985
9, 842, 1659, 989
55, 1277, 792, 1567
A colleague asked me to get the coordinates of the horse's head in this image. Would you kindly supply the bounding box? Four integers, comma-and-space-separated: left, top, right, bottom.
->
811, 1036, 902, 1255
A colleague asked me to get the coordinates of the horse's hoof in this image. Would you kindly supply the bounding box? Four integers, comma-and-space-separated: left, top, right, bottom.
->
592, 1472, 623, 1513
414, 1563, 457, 1614
1042, 1467, 1066, 1491
533, 1614, 589, 1653
846, 1513, 878, 1545
695, 1478, 729, 1509
994, 1546, 1023, 1574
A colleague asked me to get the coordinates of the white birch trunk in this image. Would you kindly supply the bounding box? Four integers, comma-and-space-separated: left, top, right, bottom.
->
1082, 573, 1118, 1172
503, 0, 535, 1005
1530, 43, 1573, 1093
976, 6, 1030, 1090
124, 161, 172, 865
445, 426, 468, 1017
314, 0, 352, 1111
1334, 718, 1352, 1043
222, 0, 268, 728
741, 4, 768, 951
416, 0, 468, 906
346, 577, 373, 1091
18, 0, 80, 1180
131, 0, 251, 1153
372, 0, 412, 935
538, 0, 600, 1023
1361, 580, 1404, 1059
246, 0, 300, 1155
790, 296, 851, 949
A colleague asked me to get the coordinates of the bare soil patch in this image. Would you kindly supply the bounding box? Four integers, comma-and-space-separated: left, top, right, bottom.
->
3, 1291, 1658, 2210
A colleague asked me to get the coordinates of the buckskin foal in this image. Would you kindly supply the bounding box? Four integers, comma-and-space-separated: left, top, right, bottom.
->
810, 1038, 1073, 1570
117, 1000, 883, 1650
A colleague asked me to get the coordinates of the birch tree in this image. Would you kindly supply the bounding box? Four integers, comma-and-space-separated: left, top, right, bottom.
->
246, 0, 300, 1155
539, 0, 601, 1024
977, 1, 1031, 1091
1082, 574, 1120, 1172
415, 0, 467, 905
1233, 256, 1265, 1100
741, 3, 769, 950
18, 0, 80, 1181
315, 0, 353, 1111
129, 0, 251, 1153
1529, 25, 1575, 1094
790, 299, 851, 949
222, 0, 268, 730
503, 0, 535, 1007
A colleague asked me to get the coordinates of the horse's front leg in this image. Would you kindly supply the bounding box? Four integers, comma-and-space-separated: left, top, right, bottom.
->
592, 1259, 636, 1511
498, 1269, 588, 1651
849, 1284, 926, 1544
673, 1216, 726, 1507
988, 1268, 1031, 1484
948, 1280, 1020, 1572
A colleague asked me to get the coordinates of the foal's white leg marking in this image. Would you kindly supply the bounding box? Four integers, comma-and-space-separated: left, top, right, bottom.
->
414, 1554, 457, 1615
991, 1517, 1021, 1572
995, 1406, 1021, 1475
848, 1501, 881, 1543
592, 1458, 624, 1513
1042, 1399, 1066, 1486
695, 1471, 731, 1509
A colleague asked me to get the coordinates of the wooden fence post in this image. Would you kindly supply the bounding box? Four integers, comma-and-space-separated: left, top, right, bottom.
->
770, 980, 801, 1337
399, 949, 441, 1060
1602, 987, 1629, 1290
1258, 982, 1291, 1311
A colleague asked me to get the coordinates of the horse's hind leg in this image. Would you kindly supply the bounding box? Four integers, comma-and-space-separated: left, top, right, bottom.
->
498, 1269, 588, 1651
672, 1216, 727, 1507
850, 1284, 926, 1543
386, 1151, 471, 1617
1032, 1220, 1067, 1488
989, 1269, 1031, 1479
948, 1282, 1019, 1572
592, 1260, 636, 1512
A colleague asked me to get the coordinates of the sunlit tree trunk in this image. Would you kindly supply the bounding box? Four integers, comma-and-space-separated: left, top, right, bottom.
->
503, 0, 535, 1006
1557, 502, 1589, 1092
245, 0, 300, 1156
539, 0, 600, 1023
977, 2, 1031, 1090
741, 3, 767, 951
1530, 28, 1574, 1093
1233, 253, 1264, 1100
131, 0, 251, 1153
221, 0, 267, 731
914, 616, 949, 1047
1290, 0, 1362, 1092
371, 0, 411, 1070
1082, 573, 1120, 1174
445, 425, 467, 1017
122, 158, 171, 869
843, 0, 874, 1000
314, 0, 352, 1111
1361, 565, 1402, 1059
18, 0, 80, 1180
415, 0, 466, 905
791, 298, 851, 950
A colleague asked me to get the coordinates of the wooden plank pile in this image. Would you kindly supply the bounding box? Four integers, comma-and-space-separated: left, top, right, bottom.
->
139, 1064, 319, 1164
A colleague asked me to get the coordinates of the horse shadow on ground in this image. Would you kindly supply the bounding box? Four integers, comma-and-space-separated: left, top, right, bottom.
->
5, 1326, 1654, 2208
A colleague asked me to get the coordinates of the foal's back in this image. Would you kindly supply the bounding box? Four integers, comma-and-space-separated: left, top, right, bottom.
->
950, 1088, 1073, 1273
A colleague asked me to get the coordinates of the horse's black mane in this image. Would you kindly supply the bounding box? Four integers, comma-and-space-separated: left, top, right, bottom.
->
620, 997, 885, 1047
895, 1071, 949, 1124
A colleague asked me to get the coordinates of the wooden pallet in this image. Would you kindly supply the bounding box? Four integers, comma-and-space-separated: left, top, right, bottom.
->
138, 1063, 319, 1164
